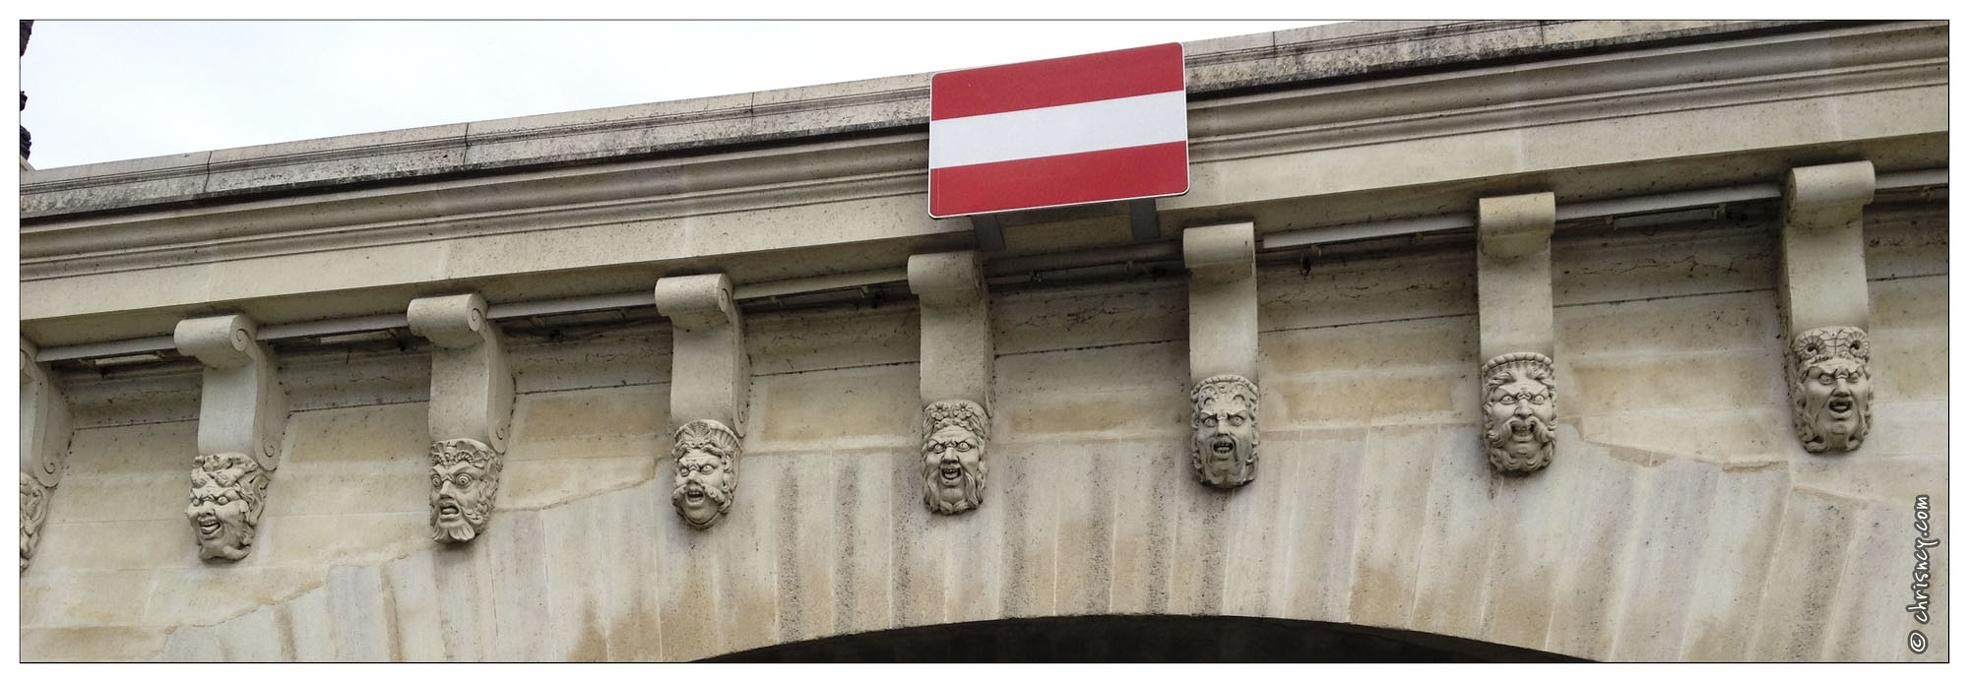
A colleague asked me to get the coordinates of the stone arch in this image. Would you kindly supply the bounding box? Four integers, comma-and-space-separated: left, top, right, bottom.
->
704, 615, 1583, 662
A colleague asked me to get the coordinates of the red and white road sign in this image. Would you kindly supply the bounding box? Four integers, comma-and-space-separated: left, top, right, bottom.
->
928, 43, 1188, 218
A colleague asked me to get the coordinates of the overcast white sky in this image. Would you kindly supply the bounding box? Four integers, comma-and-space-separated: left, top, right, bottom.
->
17, 17, 1332, 169
12, 4, 1920, 170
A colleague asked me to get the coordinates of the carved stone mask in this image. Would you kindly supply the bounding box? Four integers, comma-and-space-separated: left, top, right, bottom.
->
1482, 352, 1556, 475
921, 399, 987, 515
430, 438, 503, 543
1790, 326, 1872, 454
21, 474, 49, 571
1190, 375, 1259, 489
671, 419, 739, 530
185, 452, 268, 562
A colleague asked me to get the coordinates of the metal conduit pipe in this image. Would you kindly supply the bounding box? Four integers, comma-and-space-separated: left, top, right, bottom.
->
31, 168, 1946, 365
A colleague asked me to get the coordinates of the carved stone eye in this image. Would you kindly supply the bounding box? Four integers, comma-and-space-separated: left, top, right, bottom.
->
215, 494, 229, 505
931, 443, 947, 454
431, 473, 443, 487
454, 473, 473, 487
954, 442, 972, 452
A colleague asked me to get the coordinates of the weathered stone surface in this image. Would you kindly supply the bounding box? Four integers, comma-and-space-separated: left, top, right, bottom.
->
669, 419, 740, 531
1786, 326, 1875, 454
754, 367, 916, 448
15, 20, 1949, 663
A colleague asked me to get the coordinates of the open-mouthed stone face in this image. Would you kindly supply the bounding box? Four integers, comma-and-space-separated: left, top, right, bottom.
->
186, 465, 260, 562
1797, 356, 1871, 453
923, 424, 985, 514
1788, 326, 1873, 454
1191, 386, 1258, 489
431, 458, 496, 543
1484, 371, 1556, 473
673, 448, 735, 529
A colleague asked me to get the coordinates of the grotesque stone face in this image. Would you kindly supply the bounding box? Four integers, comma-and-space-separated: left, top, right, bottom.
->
21, 473, 48, 572
1482, 353, 1556, 474
1790, 326, 1872, 454
671, 419, 739, 530
185, 452, 268, 562
921, 399, 987, 515
1190, 375, 1259, 489
429, 438, 503, 543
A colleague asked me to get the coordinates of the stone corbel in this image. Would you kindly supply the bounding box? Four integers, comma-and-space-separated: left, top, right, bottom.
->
408, 293, 514, 543
908, 251, 993, 514
174, 314, 286, 561
1476, 192, 1558, 475
1780, 161, 1876, 454
1184, 223, 1260, 490
655, 273, 748, 530
176, 314, 287, 471
20, 339, 73, 571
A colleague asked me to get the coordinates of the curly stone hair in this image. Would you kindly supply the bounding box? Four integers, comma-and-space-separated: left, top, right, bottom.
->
673, 419, 740, 488
1787, 326, 1872, 453
1190, 374, 1259, 487
190, 451, 269, 511
431, 437, 501, 467
922, 399, 988, 444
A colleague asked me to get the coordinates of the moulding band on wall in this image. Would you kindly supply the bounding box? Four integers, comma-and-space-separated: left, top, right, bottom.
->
24, 169, 1946, 367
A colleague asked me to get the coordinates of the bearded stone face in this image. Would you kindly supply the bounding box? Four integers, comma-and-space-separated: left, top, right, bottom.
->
672, 448, 735, 529
185, 453, 266, 562
1190, 376, 1259, 489
923, 424, 985, 514
1795, 356, 1871, 453
430, 456, 499, 543
21, 474, 49, 571
1483, 369, 1556, 474
1789, 326, 1873, 454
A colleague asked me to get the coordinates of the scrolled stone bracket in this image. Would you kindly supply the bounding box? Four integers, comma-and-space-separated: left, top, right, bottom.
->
408, 292, 516, 452
656, 273, 749, 436
909, 251, 993, 410
1476, 192, 1555, 360
1476, 193, 1557, 475
20, 339, 69, 490
174, 314, 287, 473
909, 251, 994, 514
1780, 162, 1877, 454
1184, 222, 1257, 382
1780, 161, 1874, 334
1185, 223, 1260, 489
20, 338, 72, 571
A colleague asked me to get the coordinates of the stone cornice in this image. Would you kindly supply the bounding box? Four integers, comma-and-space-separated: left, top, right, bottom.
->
18, 20, 1947, 348
22, 20, 1831, 220
23, 22, 1941, 268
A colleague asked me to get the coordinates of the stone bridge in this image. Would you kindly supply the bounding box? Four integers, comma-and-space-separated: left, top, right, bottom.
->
18, 20, 1948, 661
